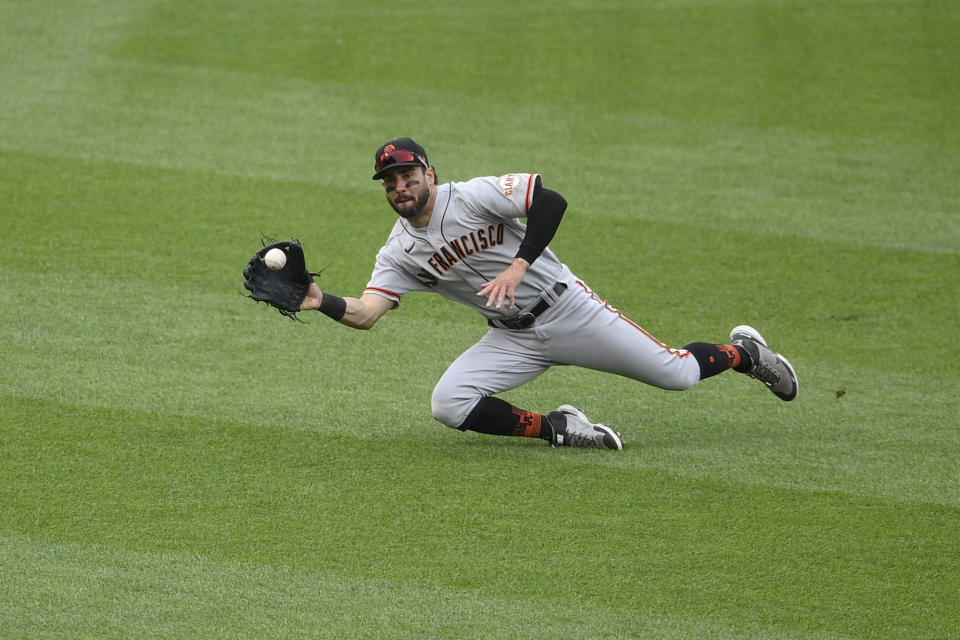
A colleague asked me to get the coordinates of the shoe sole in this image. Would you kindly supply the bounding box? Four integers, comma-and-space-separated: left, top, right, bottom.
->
729, 325, 799, 401
556, 405, 625, 450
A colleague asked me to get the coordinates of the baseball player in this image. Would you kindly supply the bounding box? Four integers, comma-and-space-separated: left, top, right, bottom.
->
300, 138, 798, 449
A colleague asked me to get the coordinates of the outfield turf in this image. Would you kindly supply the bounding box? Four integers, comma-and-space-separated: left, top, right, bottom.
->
1, 1, 958, 638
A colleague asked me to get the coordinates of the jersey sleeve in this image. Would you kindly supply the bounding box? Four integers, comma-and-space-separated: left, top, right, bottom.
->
465, 173, 541, 220
363, 241, 431, 306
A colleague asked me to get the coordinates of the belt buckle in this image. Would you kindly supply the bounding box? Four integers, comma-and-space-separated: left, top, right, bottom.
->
516, 312, 536, 328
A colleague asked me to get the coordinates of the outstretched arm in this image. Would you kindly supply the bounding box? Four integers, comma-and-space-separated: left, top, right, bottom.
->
300, 283, 395, 330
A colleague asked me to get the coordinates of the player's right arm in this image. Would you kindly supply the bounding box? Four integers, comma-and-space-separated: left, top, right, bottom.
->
477, 175, 567, 309
300, 283, 394, 330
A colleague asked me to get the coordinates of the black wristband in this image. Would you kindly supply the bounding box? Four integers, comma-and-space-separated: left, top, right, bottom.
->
317, 293, 347, 321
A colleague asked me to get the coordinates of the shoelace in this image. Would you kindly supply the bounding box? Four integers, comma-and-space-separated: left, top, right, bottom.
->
749, 359, 782, 387
566, 430, 602, 447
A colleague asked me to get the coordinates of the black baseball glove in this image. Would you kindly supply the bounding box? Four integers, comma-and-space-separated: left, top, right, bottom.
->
243, 239, 321, 318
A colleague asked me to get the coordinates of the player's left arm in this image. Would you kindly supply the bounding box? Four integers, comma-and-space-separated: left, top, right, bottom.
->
479, 176, 567, 309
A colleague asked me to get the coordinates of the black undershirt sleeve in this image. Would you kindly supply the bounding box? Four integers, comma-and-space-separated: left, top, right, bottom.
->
515, 176, 567, 265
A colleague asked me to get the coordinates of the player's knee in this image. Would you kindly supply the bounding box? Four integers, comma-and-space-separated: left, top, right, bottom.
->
661, 370, 700, 391
430, 383, 477, 429
655, 357, 701, 391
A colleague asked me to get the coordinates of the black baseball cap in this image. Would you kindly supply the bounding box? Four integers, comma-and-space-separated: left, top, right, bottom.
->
372, 138, 430, 180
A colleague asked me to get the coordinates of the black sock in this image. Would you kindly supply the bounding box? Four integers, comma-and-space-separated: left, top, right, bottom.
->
459, 397, 549, 438
733, 344, 752, 372
683, 342, 743, 380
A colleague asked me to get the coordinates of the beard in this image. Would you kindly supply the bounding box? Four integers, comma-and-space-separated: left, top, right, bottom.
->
389, 186, 431, 219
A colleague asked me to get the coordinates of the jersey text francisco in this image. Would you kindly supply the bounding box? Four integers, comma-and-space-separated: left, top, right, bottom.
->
421, 223, 506, 282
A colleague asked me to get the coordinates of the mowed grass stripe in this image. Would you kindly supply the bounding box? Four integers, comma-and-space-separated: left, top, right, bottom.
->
3, 4, 957, 257
2, 538, 830, 640
1, 397, 955, 639
2, 258, 956, 506
3, 59, 955, 255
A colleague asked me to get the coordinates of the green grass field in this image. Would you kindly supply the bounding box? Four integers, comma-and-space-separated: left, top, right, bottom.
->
2, 1, 958, 638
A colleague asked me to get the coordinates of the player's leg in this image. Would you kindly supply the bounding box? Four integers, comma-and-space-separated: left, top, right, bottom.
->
455, 395, 624, 449
430, 329, 623, 449
430, 328, 550, 437
541, 281, 797, 399
638, 326, 798, 400
538, 281, 704, 389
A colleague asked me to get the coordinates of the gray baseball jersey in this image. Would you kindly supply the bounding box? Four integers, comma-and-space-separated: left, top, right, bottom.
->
365, 173, 701, 428
365, 173, 574, 319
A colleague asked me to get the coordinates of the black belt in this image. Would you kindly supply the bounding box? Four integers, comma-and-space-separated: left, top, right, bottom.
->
487, 282, 568, 330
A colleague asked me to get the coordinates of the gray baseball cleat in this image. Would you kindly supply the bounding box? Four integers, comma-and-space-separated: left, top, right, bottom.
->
547, 405, 624, 450
729, 325, 798, 401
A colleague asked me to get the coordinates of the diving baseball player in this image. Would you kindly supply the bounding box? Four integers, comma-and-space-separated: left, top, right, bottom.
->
299, 138, 798, 449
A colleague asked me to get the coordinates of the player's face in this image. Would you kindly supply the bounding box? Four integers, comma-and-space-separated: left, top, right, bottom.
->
382, 166, 432, 219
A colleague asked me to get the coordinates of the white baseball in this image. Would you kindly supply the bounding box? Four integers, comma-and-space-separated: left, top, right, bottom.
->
264, 247, 287, 270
